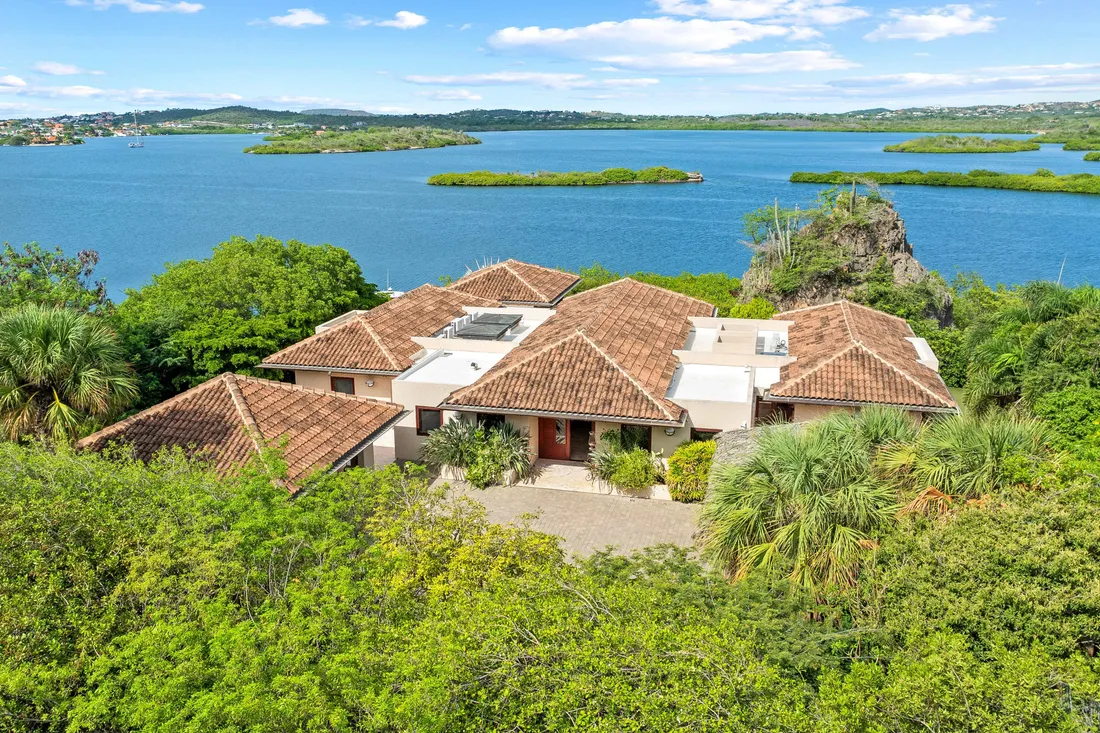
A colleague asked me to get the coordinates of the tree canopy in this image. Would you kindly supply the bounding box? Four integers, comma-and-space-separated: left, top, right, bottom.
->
113, 235, 384, 405
0, 243, 108, 312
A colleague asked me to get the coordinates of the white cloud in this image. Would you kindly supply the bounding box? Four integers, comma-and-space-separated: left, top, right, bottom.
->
33, 61, 105, 76
599, 49, 857, 72
268, 8, 329, 28
404, 71, 660, 91
653, 0, 869, 24
0, 75, 28, 88
346, 15, 372, 28
377, 11, 428, 29
864, 4, 1000, 41
490, 18, 800, 54
65, 0, 203, 13
417, 89, 484, 101
459, 23, 473, 31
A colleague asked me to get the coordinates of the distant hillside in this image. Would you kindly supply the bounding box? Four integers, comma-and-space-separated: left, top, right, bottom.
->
59, 99, 1100, 134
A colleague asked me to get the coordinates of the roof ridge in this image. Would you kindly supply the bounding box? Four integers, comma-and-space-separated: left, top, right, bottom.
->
230, 372, 398, 405
576, 331, 676, 421
446, 329, 586, 401
854, 342, 955, 407
223, 373, 265, 457
501, 261, 550, 301
620, 276, 716, 312
76, 375, 232, 448
360, 318, 403, 371
841, 300, 857, 343
774, 298, 909, 325
773, 342, 862, 395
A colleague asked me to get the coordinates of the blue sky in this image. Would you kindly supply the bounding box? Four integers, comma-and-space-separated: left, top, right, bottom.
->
1, 0, 1097, 117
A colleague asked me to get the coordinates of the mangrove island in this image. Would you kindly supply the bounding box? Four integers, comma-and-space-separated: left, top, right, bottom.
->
883, 135, 1040, 153
244, 127, 481, 154
790, 168, 1100, 195
427, 166, 702, 186
1085, 152, 1100, 162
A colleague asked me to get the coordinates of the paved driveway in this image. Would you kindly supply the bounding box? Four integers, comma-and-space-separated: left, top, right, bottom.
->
449, 482, 700, 557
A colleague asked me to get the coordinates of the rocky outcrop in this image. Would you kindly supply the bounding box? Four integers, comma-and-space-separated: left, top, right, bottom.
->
740, 198, 952, 323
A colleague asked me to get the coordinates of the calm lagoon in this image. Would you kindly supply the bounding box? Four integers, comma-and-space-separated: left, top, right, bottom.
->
2, 130, 1098, 297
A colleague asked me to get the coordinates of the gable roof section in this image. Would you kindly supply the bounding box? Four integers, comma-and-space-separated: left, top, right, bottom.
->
769, 301, 956, 411
77, 373, 404, 490
447, 260, 580, 305
261, 285, 499, 374
441, 279, 715, 424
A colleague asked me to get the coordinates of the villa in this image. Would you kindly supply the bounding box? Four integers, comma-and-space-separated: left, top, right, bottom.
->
78, 260, 956, 488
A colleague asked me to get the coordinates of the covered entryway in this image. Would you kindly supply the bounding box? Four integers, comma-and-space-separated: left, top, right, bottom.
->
538, 417, 570, 460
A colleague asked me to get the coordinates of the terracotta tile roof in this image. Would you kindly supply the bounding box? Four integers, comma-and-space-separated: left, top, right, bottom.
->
447, 260, 580, 305
769, 301, 956, 411
261, 285, 499, 373
442, 279, 715, 423
77, 373, 404, 491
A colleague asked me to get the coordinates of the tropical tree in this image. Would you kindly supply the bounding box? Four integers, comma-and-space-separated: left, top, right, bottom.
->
0, 242, 108, 312
113, 235, 385, 406
0, 304, 137, 442
878, 411, 1049, 515
698, 408, 911, 589
965, 281, 1100, 412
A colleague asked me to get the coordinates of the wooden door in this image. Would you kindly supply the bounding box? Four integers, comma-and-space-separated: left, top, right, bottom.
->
538, 417, 570, 460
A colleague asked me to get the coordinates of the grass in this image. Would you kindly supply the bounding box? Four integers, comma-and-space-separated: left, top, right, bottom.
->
790, 169, 1100, 195
427, 166, 698, 186
883, 135, 1040, 154
244, 127, 481, 155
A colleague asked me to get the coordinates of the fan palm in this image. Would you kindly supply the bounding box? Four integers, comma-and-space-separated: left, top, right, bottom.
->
0, 304, 137, 442
878, 412, 1048, 513
698, 411, 901, 590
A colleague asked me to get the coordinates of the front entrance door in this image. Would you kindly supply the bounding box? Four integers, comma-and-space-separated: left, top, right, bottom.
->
538, 417, 570, 460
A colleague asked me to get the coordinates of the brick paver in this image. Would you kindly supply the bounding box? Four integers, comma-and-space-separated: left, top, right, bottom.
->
448, 482, 700, 557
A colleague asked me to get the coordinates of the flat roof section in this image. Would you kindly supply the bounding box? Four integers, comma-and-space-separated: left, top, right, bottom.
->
667, 364, 753, 403
400, 350, 506, 387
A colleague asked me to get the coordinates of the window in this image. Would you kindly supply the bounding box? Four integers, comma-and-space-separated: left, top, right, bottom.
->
690, 428, 720, 443
620, 424, 651, 452
477, 413, 506, 431
330, 376, 355, 395
417, 407, 443, 436
555, 418, 567, 445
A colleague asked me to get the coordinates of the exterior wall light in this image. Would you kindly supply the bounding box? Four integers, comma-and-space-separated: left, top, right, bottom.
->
664, 427, 676, 436
366, 379, 375, 387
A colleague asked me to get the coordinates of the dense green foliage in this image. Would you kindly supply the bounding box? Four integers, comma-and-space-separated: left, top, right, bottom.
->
791, 168, 1100, 195
666, 439, 715, 502
419, 419, 533, 489
244, 127, 480, 154
572, 263, 743, 315
428, 166, 695, 186
884, 135, 1040, 153
1086, 151, 1100, 161
3, 440, 1097, 731
113, 235, 383, 406
0, 305, 136, 441
0, 243, 108, 312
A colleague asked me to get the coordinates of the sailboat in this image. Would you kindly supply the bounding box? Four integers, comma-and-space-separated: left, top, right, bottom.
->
128, 111, 144, 148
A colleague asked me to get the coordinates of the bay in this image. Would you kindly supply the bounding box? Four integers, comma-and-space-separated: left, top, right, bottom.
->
1, 130, 1098, 298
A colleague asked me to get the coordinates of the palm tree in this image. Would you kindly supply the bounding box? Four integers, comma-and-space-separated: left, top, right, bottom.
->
877, 412, 1048, 515
0, 304, 137, 442
698, 409, 908, 590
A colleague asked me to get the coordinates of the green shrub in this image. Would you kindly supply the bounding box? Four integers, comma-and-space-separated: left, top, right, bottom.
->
667, 440, 716, 502
790, 169, 1100, 195
609, 448, 665, 491
420, 420, 532, 487
420, 419, 482, 472
427, 167, 694, 186
726, 297, 777, 319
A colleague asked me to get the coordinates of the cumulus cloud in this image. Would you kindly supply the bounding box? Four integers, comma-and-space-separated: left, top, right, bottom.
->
490, 18, 800, 54
653, 0, 869, 24
0, 75, 28, 88
864, 4, 1000, 41
601, 49, 857, 72
377, 11, 428, 29
268, 8, 329, 28
65, 0, 203, 13
405, 71, 660, 91
33, 61, 105, 76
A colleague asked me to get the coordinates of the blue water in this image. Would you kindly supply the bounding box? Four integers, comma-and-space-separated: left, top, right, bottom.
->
2, 130, 1098, 297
